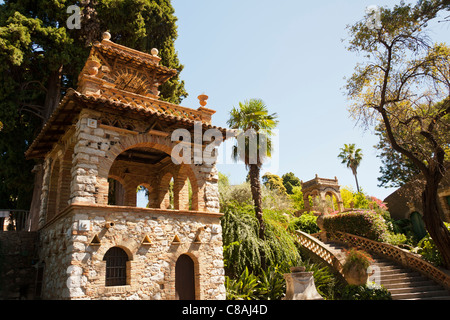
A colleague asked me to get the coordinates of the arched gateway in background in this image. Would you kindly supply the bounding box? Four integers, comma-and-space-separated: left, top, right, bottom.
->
301, 175, 344, 213
25, 32, 228, 300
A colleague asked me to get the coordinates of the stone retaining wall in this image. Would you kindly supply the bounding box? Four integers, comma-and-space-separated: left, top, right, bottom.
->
0, 231, 39, 299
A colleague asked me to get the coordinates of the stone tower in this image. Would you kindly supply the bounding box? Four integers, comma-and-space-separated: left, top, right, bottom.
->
25, 32, 227, 300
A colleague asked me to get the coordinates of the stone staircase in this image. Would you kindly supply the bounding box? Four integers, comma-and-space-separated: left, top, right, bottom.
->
324, 241, 450, 300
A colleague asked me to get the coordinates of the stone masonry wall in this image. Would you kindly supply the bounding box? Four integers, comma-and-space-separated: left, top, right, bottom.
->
0, 231, 39, 299
69, 109, 220, 212
38, 205, 225, 300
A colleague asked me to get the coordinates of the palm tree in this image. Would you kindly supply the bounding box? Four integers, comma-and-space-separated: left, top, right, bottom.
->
227, 99, 278, 240
338, 143, 363, 193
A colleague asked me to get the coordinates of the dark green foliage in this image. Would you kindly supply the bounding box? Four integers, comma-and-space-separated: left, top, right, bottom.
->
221, 202, 300, 278
288, 212, 320, 234
416, 223, 450, 267
226, 264, 288, 300
341, 283, 392, 300
375, 124, 421, 188
281, 172, 301, 195
410, 211, 427, 241
225, 260, 337, 300
323, 210, 389, 242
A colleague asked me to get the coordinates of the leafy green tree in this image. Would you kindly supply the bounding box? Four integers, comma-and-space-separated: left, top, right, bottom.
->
0, 0, 186, 212
227, 98, 279, 240
289, 185, 305, 211
262, 172, 287, 194
282, 172, 301, 195
344, 2, 450, 267
338, 144, 363, 193
374, 123, 421, 188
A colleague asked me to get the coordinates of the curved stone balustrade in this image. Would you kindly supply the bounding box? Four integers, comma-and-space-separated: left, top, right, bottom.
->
295, 231, 345, 277
326, 231, 450, 291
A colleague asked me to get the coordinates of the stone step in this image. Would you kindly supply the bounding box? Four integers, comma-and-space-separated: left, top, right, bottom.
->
380, 272, 423, 281
391, 289, 450, 300
322, 241, 450, 300
388, 285, 446, 295
381, 279, 437, 290
408, 295, 450, 300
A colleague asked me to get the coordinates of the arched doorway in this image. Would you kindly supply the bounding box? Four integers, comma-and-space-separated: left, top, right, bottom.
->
175, 254, 196, 300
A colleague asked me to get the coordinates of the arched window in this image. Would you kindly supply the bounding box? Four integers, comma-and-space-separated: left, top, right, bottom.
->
103, 247, 129, 286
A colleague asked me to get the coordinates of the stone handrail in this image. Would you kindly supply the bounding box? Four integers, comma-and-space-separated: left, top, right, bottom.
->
295, 230, 344, 277
327, 231, 450, 291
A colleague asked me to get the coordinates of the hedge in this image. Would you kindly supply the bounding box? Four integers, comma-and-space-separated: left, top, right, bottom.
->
323, 210, 389, 242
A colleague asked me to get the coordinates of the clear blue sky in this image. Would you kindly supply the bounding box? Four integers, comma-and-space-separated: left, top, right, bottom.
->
169, 0, 449, 200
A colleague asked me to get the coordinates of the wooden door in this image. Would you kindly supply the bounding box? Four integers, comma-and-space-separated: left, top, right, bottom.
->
175, 254, 195, 300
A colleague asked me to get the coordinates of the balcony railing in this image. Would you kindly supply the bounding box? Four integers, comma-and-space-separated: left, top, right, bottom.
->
0, 210, 30, 231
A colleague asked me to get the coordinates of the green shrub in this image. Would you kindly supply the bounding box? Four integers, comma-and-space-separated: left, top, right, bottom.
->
414, 223, 450, 267
225, 264, 289, 300
221, 202, 300, 278
386, 232, 411, 246
288, 212, 320, 234
225, 267, 259, 300
323, 210, 389, 242
341, 283, 392, 300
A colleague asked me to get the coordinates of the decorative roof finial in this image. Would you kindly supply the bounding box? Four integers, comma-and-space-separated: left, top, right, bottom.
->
151, 48, 159, 57
198, 94, 208, 107
102, 31, 111, 41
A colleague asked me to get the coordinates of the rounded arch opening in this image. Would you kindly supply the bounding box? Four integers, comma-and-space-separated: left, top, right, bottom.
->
324, 192, 339, 213
136, 183, 150, 208
108, 177, 125, 206
104, 143, 199, 210
175, 254, 196, 300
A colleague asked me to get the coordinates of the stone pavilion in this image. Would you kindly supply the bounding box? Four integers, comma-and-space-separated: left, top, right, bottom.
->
24, 32, 227, 300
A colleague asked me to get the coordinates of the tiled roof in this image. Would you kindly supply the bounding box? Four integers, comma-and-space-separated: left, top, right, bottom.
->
25, 89, 230, 159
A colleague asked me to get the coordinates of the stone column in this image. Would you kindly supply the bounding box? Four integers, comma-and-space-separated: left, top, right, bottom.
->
70, 110, 106, 205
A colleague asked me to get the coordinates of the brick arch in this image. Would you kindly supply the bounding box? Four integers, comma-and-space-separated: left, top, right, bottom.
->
97, 239, 138, 262
172, 252, 201, 300
159, 171, 175, 210
98, 133, 201, 210
176, 165, 199, 211
99, 134, 195, 179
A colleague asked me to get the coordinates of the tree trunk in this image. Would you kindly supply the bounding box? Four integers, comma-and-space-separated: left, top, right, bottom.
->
422, 172, 450, 269
28, 65, 63, 230
351, 167, 360, 193
42, 66, 63, 122
249, 164, 264, 240
354, 173, 360, 193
